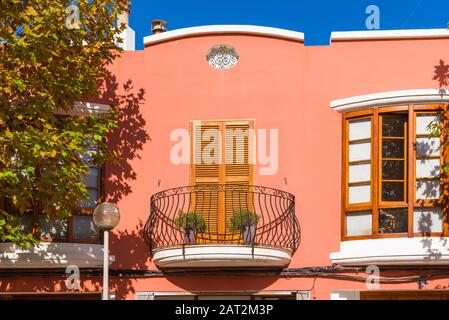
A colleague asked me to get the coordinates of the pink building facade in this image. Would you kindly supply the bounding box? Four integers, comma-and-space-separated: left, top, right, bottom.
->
2, 23, 449, 300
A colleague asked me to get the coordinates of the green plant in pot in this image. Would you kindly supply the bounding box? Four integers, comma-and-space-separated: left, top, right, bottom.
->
230, 210, 259, 245
175, 211, 207, 245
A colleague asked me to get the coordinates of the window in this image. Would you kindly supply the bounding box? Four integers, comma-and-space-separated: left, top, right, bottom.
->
0, 151, 102, 243
343, 105, 447, 240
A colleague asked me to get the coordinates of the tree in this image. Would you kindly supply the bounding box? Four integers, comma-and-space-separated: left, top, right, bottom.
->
0, 0, 129, 247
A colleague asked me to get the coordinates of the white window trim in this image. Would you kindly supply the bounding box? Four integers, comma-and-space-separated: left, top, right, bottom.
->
330, 237, 449, 266
330, 89, 449, 113
55, 101, 110, 117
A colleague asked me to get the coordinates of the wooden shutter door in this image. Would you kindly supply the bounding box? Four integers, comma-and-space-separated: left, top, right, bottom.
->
223, 120, 255, 235
191, 121, 222, 238
190, 119, 254, 240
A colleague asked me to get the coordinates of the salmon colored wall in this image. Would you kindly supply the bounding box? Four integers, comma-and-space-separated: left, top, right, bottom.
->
2, 32, 449, 299
104, 34, 449, 297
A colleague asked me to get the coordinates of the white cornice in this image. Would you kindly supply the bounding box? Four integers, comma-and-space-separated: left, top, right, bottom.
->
330, 89, 449, 113
55, 101, 110, 116
331, 28, 449, 41
143, 25, 305, 46
330, 238, 449, 266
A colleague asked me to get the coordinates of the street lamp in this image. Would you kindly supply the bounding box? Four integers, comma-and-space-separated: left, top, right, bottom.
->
93, 202, 120, 300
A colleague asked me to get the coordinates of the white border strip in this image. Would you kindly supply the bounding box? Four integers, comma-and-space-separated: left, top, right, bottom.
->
55, 101, 110, 116
144, 25, 305, 45
331, 29, 449, 41
330, 89, 449, 113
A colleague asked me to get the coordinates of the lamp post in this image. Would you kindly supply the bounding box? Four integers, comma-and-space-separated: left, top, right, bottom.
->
93, 202, 121, 300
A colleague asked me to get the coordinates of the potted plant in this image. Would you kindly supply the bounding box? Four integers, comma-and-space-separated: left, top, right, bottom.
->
230, 210, 259, 245
175, 211, 206, 245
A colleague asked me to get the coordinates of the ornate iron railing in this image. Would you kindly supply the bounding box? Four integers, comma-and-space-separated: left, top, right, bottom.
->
144, 184, 300, 255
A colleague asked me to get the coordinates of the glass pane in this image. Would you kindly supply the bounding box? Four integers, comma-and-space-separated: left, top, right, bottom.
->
84, 167, 99, 188
348, 184, 371, 204
349, 141, 371, 162
349, 163, 371, 183
382, 116, 406, 137
416, 159, 440, 178
349, 119, 371, 141
17, 214, 33, 234
382, 182, 405, 202
414, 207, 443, 233
416, 137, 440, 157
382, 139, 405, 158
382, 160, 404, 180
378, 208, 408, 234
416, 179, 440, 200
39, 216, 67, 239
76, 188, 98, 209
346, 211, 372, 237
73, 216, 99, 240
416, 114, 440, 135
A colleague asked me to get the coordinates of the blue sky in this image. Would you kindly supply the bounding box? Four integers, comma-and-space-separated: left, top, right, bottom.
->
129, 0, 449, 49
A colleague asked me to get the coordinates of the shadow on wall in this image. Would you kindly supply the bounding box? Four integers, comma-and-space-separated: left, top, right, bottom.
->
413, 59, 449, 262
97, 71, 151, 299
109, 219, 149, 300
98, 70, 150, 203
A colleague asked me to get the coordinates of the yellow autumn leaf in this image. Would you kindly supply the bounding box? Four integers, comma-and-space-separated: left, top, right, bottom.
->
25, 6, 37, 16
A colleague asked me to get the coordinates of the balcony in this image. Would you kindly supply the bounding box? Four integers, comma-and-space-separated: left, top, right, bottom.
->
144, 184, 300, 269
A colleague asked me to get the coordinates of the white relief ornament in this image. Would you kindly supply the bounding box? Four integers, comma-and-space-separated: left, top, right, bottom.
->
206, 45, 239, 70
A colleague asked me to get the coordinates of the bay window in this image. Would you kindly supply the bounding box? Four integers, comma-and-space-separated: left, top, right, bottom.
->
343, 104, 447, 240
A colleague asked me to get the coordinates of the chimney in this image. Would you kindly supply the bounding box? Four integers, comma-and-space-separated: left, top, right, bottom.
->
151, 19, 167, 34
118, 11, 129, 26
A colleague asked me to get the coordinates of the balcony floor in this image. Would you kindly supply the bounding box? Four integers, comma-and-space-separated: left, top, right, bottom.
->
152, 244, 292, 269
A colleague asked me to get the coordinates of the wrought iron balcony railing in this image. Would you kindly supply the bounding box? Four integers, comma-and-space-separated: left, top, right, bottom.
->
144, 184, 300, 255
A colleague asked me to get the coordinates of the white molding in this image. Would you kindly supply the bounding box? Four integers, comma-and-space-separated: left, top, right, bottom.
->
0, 242, 105, 269
330, 89, 449, 113
330, 238, 449, 266
152, 245, 292, 269
55, 101, 110, 116
331, 29, 449, 41
144, 25, 304, 46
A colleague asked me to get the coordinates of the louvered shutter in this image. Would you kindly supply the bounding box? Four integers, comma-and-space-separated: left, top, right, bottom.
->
223, 121, 254, 234
191, 121, 221, 236
190, 119, 254, 238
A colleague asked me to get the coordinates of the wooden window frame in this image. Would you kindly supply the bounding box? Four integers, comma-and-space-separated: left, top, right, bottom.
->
342, 104, 448, 241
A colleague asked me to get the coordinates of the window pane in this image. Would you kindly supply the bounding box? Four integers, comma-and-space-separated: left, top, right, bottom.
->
39, 216, 67, 239
348, 184, 370, 204
76, 188, 98, 209
18, 214, 33, 234
349, 141, 371, 162
416, 179, 440, 200
382, 182, 405, 201
416, 159, 440, 178
349, 163, 371, 183
382, 139, 405, 158
382, 160, 405, 180
73, 216, 99, 240
414, 207, 443, 233
84, 167, 99, 189
349, 119, 371, 141
382, 116, 406, 137
416, 114, 440, 135
378, 208, 408, 234
346, 211, 372, 237
416, 137, 440, 157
